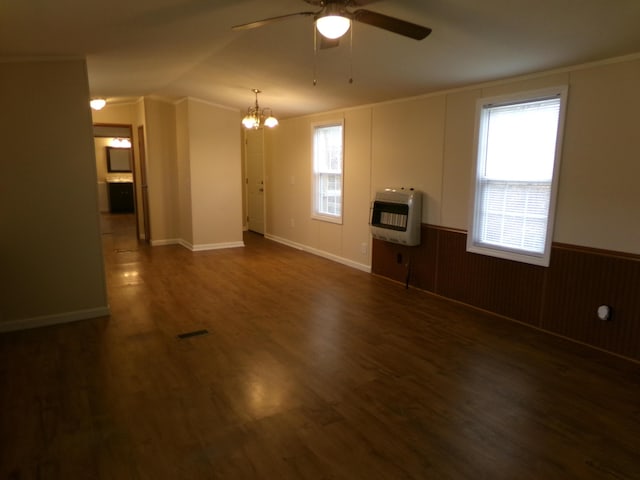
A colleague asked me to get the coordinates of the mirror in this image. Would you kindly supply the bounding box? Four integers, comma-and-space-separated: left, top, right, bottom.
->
106, 147, 132, 172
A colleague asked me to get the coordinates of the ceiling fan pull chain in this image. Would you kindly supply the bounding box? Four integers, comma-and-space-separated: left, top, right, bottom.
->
313, 27, 318, 86
348, 24, 354, 84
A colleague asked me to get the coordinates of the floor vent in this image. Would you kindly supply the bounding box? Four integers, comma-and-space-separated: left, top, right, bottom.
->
177, 329, 209, 339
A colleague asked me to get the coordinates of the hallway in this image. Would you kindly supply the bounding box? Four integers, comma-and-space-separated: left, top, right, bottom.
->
100, 212, 139, 254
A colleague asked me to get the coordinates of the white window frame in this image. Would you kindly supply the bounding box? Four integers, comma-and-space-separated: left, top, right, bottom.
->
467, 86, 568, 267
311, 120, 344, 224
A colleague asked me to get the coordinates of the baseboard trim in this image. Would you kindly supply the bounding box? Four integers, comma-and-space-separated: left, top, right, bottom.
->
151, 238, 180, 247
265, 234, 371, 273
179, 240, 245, 252
151, 238, 245, 251
0, 306, 111, 333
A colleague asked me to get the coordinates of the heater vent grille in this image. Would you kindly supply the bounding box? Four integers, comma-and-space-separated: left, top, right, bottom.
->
370, 189, 422, 246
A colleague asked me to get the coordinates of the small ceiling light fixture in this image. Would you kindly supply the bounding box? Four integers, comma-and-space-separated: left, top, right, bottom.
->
315, 3, 351, 39
109, 138, 132, 148
90, 98, 107, 111
242, 89, 278, 130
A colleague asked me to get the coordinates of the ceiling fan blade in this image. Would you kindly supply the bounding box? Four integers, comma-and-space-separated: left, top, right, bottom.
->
352, 9, 432, 40
304, 0, 379, 5
232, 11, 315, 31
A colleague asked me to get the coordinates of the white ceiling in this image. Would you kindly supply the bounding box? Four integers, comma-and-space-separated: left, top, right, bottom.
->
3, 0, 640, 118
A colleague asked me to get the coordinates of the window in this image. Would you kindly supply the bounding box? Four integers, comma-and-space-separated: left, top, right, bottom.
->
467, 87, 568, 266
312, 121, 344, 223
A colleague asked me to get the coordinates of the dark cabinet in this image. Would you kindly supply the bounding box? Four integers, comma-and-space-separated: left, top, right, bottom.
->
108, 182, 134, 213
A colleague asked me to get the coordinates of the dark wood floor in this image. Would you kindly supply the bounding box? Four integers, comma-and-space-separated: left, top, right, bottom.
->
1, 214, 639, 479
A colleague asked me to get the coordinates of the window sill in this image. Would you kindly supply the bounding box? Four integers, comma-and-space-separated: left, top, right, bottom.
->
311, 214, 343, 225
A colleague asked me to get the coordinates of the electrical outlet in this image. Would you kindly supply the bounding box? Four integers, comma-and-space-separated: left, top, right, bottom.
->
597, 305, 612, 321
360, 242, 367, 255
290, 218, 295, 228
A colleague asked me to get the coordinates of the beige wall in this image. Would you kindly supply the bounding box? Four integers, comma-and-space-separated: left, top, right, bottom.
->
267, 111, 372, 269
265, 54, 640, 267
372, 95, 446, 226
555, 60, 640, 250
186, 99, 243, 248
440, 88, 480, 229
0, 58, 108, 330
92, 102, 138, 125
176, 100, 194, 246
342, 108, 374, 262
144, 98, 180, 244
174, 98, 243, 249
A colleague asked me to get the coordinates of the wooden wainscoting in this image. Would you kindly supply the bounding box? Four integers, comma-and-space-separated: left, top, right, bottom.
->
542, 244, 640, 360
372, 224, 640, 361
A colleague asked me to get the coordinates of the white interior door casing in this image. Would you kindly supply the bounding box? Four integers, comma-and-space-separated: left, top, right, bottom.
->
246, 129, 265, 234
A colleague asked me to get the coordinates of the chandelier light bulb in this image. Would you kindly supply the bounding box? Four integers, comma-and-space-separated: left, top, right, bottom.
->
242, 115, 258, 129
316, 15, 351, 39
264, 116, 279, 128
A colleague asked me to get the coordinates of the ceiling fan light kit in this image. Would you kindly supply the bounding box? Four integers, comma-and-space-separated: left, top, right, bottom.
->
316, 15, 351, 39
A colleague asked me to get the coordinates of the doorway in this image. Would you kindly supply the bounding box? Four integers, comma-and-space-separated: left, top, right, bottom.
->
93, 123, 148, 246
245, 128, 265, 234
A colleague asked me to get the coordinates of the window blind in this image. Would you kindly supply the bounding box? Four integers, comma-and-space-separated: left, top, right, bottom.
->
312, 123, 343, 221
475, 97, 561, 255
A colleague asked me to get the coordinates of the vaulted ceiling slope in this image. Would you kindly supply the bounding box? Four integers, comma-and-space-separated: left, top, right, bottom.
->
2, 0, 640, 118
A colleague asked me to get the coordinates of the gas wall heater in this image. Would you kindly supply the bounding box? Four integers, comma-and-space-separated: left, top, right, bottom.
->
370, 188, 422, 246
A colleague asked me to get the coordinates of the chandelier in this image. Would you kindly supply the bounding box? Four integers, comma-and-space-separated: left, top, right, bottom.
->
241, 89, 278, 129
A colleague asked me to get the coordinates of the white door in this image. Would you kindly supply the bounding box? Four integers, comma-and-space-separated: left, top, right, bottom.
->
246, 129, 265, 234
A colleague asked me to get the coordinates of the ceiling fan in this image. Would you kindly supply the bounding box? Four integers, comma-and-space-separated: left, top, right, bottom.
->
232, 0, 432, 44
